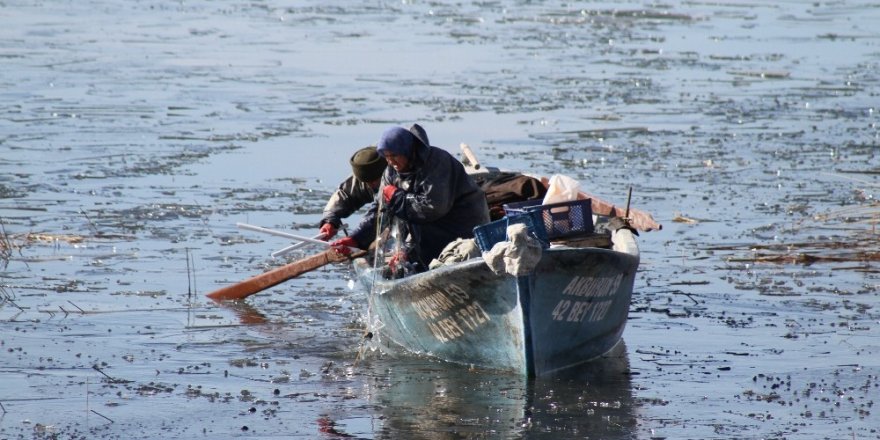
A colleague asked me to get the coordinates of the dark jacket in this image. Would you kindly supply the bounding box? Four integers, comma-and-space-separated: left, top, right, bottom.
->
319, 175, 376, 229
351, 142, 490, 267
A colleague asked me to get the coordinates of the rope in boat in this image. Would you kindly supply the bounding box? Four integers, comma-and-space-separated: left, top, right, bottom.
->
354, 184, 392, 366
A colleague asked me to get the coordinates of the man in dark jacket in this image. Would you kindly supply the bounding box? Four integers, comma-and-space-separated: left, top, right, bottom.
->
331, 124, 490, 271
318, 146, 387, 239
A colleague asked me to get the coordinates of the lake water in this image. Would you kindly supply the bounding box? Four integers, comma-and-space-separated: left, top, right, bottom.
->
1, 1, 878, 438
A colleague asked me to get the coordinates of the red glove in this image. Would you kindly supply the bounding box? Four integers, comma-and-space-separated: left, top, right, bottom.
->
388, 250, 406, 273
319, 223, 338, 240
330, 236, 359, 256
383, 184, 399, 204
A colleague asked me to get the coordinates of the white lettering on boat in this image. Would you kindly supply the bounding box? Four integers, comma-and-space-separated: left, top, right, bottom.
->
551, 275, 623, 323
551, 298, 614, 323
412, 284, 470, 320
412, 284, 491, 343
561, 274, 623, 299
455, 301, 490, 331
427, 317, 465, 342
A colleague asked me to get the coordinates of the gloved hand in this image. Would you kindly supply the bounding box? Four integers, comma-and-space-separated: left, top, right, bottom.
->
330, 236, 359, 256
383, 184, 399, 204
319, 223, 338, 240
388, 250, 406, 274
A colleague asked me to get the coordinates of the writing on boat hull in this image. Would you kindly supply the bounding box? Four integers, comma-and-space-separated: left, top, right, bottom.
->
411, 284, 491, 343
551, 274, 623, 323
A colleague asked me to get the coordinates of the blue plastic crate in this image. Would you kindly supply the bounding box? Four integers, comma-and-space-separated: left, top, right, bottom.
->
538, 199, 594, 238
503, 199, 594, 239
473, 210, 550, 252
502, 199, 543, 216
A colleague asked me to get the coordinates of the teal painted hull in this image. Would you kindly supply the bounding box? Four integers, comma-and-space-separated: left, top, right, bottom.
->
354, 237, 639, 376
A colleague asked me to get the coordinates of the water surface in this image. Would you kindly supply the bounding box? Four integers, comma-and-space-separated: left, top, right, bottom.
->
1, 1, 878, 438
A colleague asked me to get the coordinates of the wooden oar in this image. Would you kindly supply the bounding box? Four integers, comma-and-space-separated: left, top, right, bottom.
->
205, 248, 365, 301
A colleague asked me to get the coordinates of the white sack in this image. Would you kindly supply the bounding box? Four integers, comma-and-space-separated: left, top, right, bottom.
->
482, 223, 543, 277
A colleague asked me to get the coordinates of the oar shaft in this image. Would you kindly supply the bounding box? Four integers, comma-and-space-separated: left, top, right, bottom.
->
460, 142, 481, 169
272, 241, 308, 258
237, 223, 330, 247
272, 234, 325, 258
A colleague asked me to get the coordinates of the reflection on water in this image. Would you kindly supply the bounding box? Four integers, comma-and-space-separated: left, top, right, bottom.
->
221, 299, 269, 325
363, 342, 635, 439
222, 298, 636, 439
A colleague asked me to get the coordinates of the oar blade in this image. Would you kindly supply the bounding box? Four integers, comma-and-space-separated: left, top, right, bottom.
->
206, 250, 336, 301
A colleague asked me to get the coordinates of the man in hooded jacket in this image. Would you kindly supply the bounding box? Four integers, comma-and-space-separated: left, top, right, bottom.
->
331, 124, 489, 272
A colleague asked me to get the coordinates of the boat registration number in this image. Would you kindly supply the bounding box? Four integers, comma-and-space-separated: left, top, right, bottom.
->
550, 274, 623, 323
412, 284, 491, 343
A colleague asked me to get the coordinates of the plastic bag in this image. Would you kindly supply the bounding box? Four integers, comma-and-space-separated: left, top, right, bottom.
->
542, 174, 580, 205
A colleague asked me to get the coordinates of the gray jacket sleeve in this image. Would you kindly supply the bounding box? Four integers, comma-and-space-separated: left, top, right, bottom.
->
319, 175, 376, 228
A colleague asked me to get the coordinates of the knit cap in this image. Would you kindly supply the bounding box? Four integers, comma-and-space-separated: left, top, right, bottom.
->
349, 146, 387, 182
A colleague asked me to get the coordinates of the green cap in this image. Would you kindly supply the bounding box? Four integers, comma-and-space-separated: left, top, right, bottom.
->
350, 146, 387, 182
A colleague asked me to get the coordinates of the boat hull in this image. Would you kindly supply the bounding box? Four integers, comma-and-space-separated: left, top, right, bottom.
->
355, 236, 639, 376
